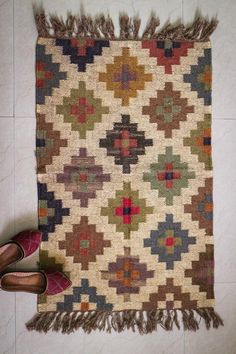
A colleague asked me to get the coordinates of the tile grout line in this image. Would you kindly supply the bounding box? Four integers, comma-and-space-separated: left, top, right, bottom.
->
13, 0, 16, 353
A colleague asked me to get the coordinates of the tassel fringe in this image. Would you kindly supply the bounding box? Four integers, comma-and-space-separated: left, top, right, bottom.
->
26, 308, 223, 334
33, 5, 218, 41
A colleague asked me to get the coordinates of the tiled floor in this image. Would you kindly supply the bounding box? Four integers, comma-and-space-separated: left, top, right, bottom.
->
0, 0, 236, 353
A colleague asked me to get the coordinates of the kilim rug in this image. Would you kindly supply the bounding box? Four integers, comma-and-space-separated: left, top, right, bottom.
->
27, 7, 223, 333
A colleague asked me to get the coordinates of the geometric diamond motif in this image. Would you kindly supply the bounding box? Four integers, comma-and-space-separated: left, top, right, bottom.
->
184, 178, 213, 236
36, 113, 67, 174
101, 247, 154, 301
101, 182, 153, 239
142, 278, 198, 310
184, 48, 212, 105
142, 82, 194, 138
142, 40, 194, 74
59, 216, 111, 270
185, 244, 214, 299
56, 82, 109, 139
144, 214, 196, 269
57, 148, 110, 207
36, 44, 67, 104
55, 38, 110, 72
143, 146, 195, 205
38, 183, 70, 242
99, 114, 153, 173
184, 114, 212, 170
56, 279, 113, 311
99, 47, 152, 106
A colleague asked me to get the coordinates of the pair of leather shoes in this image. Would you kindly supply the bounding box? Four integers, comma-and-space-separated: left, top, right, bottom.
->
0, 230, 71, 295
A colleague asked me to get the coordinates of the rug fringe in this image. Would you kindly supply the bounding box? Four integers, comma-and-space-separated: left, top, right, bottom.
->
33, 5, 218, 41
26, 308, 223, 334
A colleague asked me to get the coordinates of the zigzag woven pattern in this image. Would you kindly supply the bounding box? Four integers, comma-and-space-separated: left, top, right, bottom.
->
27, 9, 223, 333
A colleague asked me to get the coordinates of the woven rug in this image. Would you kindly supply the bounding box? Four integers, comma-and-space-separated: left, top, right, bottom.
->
27, 7, 223, 333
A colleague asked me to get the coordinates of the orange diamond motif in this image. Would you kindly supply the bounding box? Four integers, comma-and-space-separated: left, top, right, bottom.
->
99, 47, 152, 106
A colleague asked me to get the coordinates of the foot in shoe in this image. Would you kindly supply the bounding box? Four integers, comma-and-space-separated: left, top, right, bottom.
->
0, 270, 71, 295
1, 272, 46, 294
0, 244, 23, 273
0, 230, 42, 273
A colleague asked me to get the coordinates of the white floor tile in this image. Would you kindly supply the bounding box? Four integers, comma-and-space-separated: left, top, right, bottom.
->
183, 0, 236, 119
0, 292, 15, 354
81, 329, 184, 354
185, 283, 236, 354
14, 0, 37, 118
14, 148, 37, 231
14, 137, 37, 233
13, 118, 38, 269
15, 118, 36, 149
0, 118, 14, 241
0, 0, 13, 117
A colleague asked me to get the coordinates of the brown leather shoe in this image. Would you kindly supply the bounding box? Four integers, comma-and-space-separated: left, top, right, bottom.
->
0, 269, 71, 295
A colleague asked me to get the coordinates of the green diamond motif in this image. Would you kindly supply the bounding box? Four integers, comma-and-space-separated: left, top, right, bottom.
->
101, 182, 153, 239
184, 114, 212, 170
56, 81, 109, 139
143, 146, 195, 205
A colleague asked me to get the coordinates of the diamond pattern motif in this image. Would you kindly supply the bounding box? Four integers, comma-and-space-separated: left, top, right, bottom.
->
57, 148, 110, 207
99, 47, 152, 106
144, 214, 196, 269
143, 146, 195, 205
101, 247, 154, 302
142, 82, 194, 138
101, 182, 153, 239
59, 216, 111, 270
56, 38, 110, 72
56, 81, 109, 139
142, 40, 194, 74
100, 114, 153, 173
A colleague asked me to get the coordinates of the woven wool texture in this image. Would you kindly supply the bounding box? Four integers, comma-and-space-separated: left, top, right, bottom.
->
36, 37, 214, 316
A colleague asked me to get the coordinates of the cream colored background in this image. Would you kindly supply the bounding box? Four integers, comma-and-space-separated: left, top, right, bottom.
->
0, 0, 236, 353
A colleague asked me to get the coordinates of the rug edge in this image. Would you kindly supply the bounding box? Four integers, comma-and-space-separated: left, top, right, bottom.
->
33, 5, 218, 41
26, 308, 223, 334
